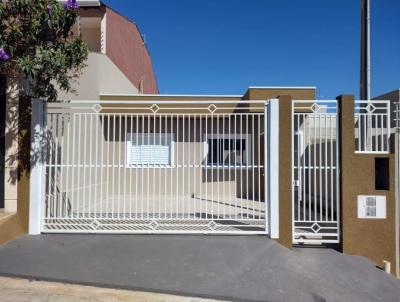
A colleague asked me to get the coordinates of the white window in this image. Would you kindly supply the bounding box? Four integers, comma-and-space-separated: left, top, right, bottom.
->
126, 133, 174, 167
204, 134, 251, 167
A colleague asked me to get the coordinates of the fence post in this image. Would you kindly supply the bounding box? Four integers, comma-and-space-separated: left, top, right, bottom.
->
268, 99, 279, 239
396, 105, 400, 277
29, 99, 46, 235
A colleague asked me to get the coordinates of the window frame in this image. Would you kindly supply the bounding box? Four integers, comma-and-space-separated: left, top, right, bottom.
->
126, 133, 175, 168
203, 133, 251, 168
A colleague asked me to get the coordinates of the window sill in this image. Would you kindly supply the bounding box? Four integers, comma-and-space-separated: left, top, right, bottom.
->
204, 165, 252, 169
127, 165, 173, 169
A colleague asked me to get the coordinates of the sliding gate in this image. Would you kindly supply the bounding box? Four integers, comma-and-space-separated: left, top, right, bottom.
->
42, 100, 268, 234
292, 100, 340, 244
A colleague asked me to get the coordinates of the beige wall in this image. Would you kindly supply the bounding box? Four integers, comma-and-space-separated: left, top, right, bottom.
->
81, 27, 101, 52
4, 77, 19, 213
57, 52, 139, 100
243, 87, 316, 101
45, 114, 265, 219
0, 77, 31, 245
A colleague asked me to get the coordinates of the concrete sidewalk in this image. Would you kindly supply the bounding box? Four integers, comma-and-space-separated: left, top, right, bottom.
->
0, 235, 399, 302
0, 276, 222, 302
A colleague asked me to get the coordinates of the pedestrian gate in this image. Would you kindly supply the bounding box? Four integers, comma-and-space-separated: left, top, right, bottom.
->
40, 100, 270, 234
292, 100, 340, 244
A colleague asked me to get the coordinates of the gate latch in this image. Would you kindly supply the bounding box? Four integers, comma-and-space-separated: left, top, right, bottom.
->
292, 180, 300, 187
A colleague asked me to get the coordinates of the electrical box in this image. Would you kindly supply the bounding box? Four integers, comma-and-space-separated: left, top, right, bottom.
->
357, 195, 386, 219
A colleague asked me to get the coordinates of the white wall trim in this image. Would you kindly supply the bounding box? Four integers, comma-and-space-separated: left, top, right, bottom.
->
99, 93, 243, 98
249, 86, 316, 90
29, 99, 46, 235
268, 99, 279, 239
100, 11, 107, 54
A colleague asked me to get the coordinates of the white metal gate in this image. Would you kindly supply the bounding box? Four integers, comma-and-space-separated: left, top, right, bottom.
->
41, 100, 269, 234
292, 100, 340, 244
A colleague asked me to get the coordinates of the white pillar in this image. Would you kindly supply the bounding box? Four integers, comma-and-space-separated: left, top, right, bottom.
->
29, 99, 46, 235
268, 99, 279, 239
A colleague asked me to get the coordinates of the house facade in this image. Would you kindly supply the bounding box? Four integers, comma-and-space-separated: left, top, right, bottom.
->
27, 87, 398, 278
0, 0, 399, 282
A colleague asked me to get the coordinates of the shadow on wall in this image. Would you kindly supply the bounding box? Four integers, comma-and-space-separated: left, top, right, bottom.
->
6, 94, 33, 186
2, 79, 43, 233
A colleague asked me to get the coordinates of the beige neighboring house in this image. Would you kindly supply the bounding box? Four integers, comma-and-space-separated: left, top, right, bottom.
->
0, 0, 157, 241
57, 0, 158, 99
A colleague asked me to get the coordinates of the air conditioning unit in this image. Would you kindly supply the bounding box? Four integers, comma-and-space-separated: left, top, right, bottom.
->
357, 195, 386, 219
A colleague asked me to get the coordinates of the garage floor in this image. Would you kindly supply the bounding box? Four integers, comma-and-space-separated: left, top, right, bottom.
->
0, 235, 399, 302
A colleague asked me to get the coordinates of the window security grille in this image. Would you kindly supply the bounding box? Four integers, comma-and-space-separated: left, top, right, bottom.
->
127, 134, 173, 166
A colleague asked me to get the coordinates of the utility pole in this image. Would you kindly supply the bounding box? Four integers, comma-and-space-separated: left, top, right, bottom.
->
360, 0, 371, 100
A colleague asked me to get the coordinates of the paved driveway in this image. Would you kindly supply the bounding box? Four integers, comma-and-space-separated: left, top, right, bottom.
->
0, 235, 399, 302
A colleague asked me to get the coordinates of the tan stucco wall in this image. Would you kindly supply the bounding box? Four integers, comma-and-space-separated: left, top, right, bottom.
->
339, 95, 398, 276
57, 52, 139, 100
0, 213, 24, 245
277, 96, 293, 248
4, 77, 19, 213
81, 27, 101, 52
243, 87, 316, 101
0, 78, 31, 245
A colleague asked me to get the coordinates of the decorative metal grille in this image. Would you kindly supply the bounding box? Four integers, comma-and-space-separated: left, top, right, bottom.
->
354, 100, 390, 153
42, 100, 268, 234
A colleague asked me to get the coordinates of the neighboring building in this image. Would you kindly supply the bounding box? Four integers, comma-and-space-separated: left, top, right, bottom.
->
57, 0, 158, 99
374, 89, 400, 128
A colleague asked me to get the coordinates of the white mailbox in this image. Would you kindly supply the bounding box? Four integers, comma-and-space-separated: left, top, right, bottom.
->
357, 195, 386, 219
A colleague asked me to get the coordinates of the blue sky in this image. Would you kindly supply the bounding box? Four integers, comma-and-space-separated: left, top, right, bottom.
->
103, 0, 399, 98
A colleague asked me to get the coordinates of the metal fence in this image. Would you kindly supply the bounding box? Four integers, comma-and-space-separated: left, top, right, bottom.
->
292, 100, 340, 244
354, 100, 390, 153
395, 103, 400, 130
42, 100, 269, 234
